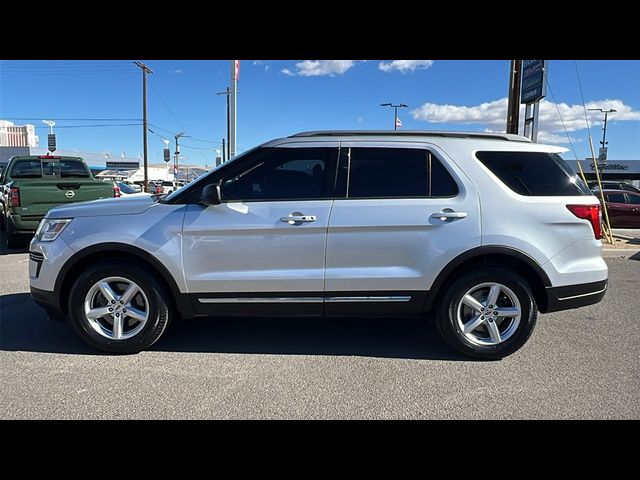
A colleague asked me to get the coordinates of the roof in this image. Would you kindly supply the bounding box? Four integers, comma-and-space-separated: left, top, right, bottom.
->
288, 130, 532, 143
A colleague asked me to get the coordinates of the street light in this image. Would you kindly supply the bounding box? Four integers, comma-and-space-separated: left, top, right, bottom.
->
380, 103, 408, 130
42, 120, 55, 134
588, 108, 616, 160
174, 132, 190, 180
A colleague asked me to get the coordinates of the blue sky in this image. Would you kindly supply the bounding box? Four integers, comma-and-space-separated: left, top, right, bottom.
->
1, 60, 639, 166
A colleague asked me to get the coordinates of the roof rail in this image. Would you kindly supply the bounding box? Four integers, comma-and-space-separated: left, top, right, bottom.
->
288, 130, 532, 143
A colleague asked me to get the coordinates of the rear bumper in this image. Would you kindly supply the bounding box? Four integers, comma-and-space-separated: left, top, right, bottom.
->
9, 214, 41, 233
542, 279, 608, 313
30, 286, 66, 321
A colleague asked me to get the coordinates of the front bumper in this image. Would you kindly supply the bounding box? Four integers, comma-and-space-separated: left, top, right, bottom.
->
542, 279, 608, 313
30, 286, 66, 321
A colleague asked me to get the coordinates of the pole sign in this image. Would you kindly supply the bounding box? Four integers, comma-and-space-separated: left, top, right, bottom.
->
106, 161, 140, 169
598, 147, 608, 162
163, 148, 171, 162
47, 134, 56, 152
521, 60, 547, 104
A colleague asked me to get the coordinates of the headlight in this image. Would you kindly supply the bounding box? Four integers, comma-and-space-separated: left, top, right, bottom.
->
36, 218, 72, 242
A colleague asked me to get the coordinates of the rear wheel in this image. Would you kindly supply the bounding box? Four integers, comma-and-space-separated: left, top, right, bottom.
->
68, 260, 171, 353
435, 266, 537, 360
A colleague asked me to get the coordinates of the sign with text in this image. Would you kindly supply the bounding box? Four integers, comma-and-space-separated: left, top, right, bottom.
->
47, 134, 56, 152
106, 161, 140, 169
521, 60, 547, 104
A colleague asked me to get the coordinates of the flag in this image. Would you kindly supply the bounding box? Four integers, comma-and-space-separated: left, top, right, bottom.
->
395, 116, 402, 128
234, 60, 240, 81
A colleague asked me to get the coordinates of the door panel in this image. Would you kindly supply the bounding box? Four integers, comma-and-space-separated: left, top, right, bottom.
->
181, 144, 339, 313
325, 143, 481, 312
182, 200, 332, 294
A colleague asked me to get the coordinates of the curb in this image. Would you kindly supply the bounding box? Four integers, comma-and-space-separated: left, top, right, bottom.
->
602, 248, 640, 258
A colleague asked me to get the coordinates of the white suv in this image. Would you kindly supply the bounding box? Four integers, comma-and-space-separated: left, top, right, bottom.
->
29, 131, 608, 359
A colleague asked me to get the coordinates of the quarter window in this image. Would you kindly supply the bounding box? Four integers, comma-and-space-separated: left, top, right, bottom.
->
476, 151, 591, 196
606, 193, 626, 203
626, 194, 640, 205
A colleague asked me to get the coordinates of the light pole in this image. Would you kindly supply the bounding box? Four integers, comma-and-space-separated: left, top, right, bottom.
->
42, 120, 55, 134
217, 88, 231, 160
174, 132, 189, 181
588, 108, 616, 160
380, 103, 408, 130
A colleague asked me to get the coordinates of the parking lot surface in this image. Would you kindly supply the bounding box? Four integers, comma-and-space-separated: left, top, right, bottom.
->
1, 236, 638, 419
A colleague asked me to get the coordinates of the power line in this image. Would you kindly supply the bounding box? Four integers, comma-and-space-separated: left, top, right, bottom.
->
33, 123, 142, 129
541, 71, 579, 161
4, 117, 142, 121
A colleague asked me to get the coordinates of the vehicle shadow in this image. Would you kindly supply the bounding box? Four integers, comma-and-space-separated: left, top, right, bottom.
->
0, 293, 466, 361
0, 231, 31, 255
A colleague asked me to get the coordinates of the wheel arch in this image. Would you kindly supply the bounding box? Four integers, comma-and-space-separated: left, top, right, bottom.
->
56, 243, 195, 317
424, 246, 551, 313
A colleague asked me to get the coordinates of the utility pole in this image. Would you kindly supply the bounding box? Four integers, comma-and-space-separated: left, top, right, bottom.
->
222, 138, 226, 162
380, 103, 408, 130
506, 60, 522, 134
134, 61, 153, 192
230, 60, 239, 159
588, 108, 616, 161
217, 87, 231, 160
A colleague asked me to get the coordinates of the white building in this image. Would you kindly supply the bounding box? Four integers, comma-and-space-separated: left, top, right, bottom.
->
0, 120, 39, 147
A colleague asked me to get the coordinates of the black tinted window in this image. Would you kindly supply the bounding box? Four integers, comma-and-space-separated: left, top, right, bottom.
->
11, 160, 42, 178
476, 151, 591, 196
221, 147, 337, 201
627, 194, 640, 205
347, 148, 458, 198
60, 160, 90, 178
606, 193, 626, 203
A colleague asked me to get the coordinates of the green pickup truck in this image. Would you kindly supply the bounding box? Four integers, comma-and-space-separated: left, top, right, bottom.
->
0, 155, 116, 248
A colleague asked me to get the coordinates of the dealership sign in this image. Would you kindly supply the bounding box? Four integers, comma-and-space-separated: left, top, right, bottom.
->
106, 161, 140, 169
566, 159, 640, 176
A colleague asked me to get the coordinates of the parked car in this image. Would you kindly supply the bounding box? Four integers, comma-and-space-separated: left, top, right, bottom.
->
29, 131, 607, 359
599, 189, 640, 228
589, 181, 640, 195
115, 181, 151, 197
0, 155, 117, 248
145, 181, 163, 194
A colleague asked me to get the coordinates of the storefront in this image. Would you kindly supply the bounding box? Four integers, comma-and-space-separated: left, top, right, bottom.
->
566, 159, 640, 184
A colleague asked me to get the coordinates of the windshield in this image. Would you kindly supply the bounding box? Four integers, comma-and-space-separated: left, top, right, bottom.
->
161, 145, 259, 203
118, 182, 137, 194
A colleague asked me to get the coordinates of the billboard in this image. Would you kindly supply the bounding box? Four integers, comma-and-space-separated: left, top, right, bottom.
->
521, 60, 547, 104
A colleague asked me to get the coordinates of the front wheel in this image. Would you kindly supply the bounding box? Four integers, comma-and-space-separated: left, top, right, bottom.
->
68, 261, 171, 353
435, 266, 537, 360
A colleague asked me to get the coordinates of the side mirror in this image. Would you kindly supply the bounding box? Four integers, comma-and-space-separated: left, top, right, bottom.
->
199, 182, 222, 205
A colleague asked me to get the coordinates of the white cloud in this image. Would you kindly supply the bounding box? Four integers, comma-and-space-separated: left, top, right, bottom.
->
411, 97, 640, 144
357, 116, 364, 124
283, 60, 357, 77
378, 60, 434, 73
253, 60, 270, 72
169, 69, 183, 74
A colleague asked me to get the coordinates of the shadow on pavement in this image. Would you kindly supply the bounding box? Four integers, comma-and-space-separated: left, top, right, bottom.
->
0, 231, 31, 255
629, 251, 640, 261
0, 292, 465, 361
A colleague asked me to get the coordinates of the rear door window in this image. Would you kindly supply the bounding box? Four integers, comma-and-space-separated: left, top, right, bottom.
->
626, 194, 640, 205
475, 151, 591, 196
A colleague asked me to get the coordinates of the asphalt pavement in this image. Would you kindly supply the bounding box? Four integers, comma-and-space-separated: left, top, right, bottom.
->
1, 234, 638, 419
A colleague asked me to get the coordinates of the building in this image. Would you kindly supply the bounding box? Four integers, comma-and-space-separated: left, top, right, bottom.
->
0, 120, 39, 147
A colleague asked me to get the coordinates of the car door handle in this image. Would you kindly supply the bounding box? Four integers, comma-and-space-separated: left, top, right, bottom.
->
280, 213, 317, 224
431, 209, 467, 220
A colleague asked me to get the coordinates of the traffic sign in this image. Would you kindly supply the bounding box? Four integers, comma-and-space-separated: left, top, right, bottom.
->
163, 148, 171, 162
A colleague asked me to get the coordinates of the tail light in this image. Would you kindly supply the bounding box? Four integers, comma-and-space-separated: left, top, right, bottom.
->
9, 187, 20, 207
113, 184, 121, 198
567, 204, 602, 239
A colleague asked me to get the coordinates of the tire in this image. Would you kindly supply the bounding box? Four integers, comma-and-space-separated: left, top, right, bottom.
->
435, 266, 537, 360
5, 218, 20, 249
68, 260, 172, 354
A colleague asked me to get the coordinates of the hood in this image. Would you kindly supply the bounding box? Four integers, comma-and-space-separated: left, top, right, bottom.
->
47, 195, 157, 219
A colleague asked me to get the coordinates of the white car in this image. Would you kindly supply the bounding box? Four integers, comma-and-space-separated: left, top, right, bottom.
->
29, 131, 607, 359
